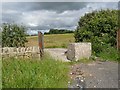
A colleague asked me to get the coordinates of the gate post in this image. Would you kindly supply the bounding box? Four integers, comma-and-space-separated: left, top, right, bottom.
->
117, 29, 120, 51
38, 31, 44, 59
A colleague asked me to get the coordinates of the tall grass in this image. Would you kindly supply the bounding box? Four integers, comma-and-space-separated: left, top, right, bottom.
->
2, 53, 69, 88
97, 46, 119, 62
26, 33, 75, 48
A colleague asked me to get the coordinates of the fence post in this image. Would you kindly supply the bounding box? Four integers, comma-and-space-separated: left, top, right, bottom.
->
117, 29, 120, 51
38, 31, 44, 59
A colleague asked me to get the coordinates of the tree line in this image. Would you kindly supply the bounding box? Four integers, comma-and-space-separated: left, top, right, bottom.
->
44, 29, 74, 34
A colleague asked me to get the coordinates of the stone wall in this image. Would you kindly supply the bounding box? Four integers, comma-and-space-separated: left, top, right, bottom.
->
1, 46, 41, 58
66, 43, 91, 61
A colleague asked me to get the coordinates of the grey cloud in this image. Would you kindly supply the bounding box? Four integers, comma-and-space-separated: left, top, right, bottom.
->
1, 2, 118, 35
2, 2, 88, 26
2, 2, 87, 12
2, 12, 23, 23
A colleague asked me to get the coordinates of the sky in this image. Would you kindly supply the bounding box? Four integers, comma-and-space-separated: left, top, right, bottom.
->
1, 1, 118, 35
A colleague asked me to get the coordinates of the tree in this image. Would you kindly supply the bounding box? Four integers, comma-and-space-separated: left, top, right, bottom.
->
2, 23, 28, 47
74, 9, 118, 54
44, 29, 74, 34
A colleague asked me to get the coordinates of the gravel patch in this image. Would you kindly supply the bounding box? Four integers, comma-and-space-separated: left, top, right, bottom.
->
69, 61, 119, 88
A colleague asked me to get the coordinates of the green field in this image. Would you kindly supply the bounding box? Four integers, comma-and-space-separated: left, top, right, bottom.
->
26, 33, 75, 48
2, 53, 70, 88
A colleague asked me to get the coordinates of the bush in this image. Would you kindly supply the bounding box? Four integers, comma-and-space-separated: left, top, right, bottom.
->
74, 9, 118, 54
2, 23, 28, 47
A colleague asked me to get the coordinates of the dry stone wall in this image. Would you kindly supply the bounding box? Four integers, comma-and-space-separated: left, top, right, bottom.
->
1, 46, 40, 58
1, 43, 92, 61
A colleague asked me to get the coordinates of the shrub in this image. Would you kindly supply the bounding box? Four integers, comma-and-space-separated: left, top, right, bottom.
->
2, 23, 28, 47
74, 9, 118, 54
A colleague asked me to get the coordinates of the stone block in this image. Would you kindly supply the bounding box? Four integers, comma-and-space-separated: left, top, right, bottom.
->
66, 43, 91, 61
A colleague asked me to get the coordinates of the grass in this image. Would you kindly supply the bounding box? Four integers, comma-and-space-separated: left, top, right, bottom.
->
26, 33, 75, 48
97, 46, 119, 62
68, 58, 95, 65
2, 53, 69, 88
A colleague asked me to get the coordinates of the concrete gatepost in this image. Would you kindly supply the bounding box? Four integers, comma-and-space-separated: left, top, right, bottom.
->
66, 43, 92, 61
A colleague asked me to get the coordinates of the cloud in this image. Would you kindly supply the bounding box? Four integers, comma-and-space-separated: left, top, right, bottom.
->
2, 2, 87, 12
2, 2, 118, 35
2, 0, 119, 2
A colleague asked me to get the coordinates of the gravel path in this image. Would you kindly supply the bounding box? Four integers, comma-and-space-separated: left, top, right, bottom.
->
45, 48, 119, 88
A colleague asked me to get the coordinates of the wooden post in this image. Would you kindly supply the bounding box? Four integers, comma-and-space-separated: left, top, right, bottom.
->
38, 31, 44, 59
117, 29, 120, 51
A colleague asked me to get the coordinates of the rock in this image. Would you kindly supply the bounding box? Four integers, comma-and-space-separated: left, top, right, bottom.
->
70, 72, 73, 75
68, 76, 86, 88
66, 43, 91, 61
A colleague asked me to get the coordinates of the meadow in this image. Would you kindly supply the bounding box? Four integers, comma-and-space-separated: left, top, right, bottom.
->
2, 53, 70, 88
26, 33, 75, 48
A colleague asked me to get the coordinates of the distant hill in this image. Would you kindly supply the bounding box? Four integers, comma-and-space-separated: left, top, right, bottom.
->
44, 29, 74, 34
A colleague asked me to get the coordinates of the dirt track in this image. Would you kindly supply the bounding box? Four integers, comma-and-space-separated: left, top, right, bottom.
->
45, 48, 119, 88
